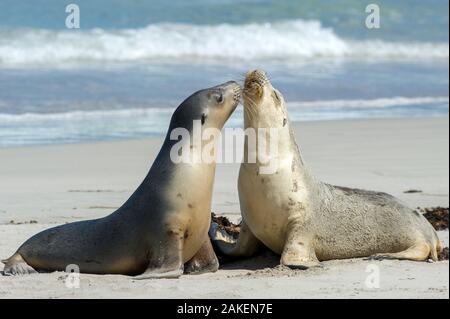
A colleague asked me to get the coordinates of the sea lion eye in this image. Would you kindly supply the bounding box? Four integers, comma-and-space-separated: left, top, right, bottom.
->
273, 90, 281, 102
201, 113, 207, 125
216, 93, 224, 104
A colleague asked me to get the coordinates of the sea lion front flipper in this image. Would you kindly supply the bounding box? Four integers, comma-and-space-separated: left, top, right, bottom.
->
210, 220, 262, 259
134, 233, 184, 280
281, 223, 321, 270
184, 238, 219, 275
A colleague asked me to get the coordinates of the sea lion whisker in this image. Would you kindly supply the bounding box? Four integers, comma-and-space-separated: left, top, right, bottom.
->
242, 92, 258, 119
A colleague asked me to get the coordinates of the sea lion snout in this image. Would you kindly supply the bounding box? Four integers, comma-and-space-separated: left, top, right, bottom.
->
170, 81, 240, 130
213, 81, 241, 105
243, 70, 271, 102
204, 81, 241, 125
245, 70, 269, 87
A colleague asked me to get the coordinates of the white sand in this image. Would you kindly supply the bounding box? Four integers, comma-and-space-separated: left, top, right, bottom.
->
0, 117, 448, 298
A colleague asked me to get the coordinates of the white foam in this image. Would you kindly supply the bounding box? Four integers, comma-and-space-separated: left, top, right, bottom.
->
0, 107, 173, 122
0, 20, 448, 67
0, 96, 447, 123
288, 96, 450, 109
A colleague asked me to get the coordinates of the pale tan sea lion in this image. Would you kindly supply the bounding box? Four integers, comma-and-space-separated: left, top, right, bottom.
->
211, 70, 442, 268
2, 81, 241, 278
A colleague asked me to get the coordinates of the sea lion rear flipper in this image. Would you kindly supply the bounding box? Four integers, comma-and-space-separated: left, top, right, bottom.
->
2, 253, 38, 276
369, 242, 433, 262
210, 220, 262, 259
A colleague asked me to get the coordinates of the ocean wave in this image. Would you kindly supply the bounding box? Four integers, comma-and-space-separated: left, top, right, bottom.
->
289, 96, 450, 109
0, 107, 173, 122
0, 20, 448, 67
1, 96, 447, 123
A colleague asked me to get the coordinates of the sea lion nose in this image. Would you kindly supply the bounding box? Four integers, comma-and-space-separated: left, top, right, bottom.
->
247, 69, 266, 78
223, 81, 240, 89
254, 69, 265, 76
221, 81, 241, 98
215, 81, 239, 90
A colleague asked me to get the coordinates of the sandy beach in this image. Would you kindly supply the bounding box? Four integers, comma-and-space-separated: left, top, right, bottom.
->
0, 117, 448, 298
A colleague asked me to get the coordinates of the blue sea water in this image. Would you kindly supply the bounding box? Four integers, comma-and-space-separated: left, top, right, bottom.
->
0, 0, 448, 147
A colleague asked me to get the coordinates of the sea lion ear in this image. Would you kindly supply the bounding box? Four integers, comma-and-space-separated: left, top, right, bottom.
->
273, 90, 281, 102
201, 113, 207, 125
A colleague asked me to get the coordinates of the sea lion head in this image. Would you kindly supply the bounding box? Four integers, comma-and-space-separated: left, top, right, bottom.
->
243, 70, 287, 128
169, 81, 241, 132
